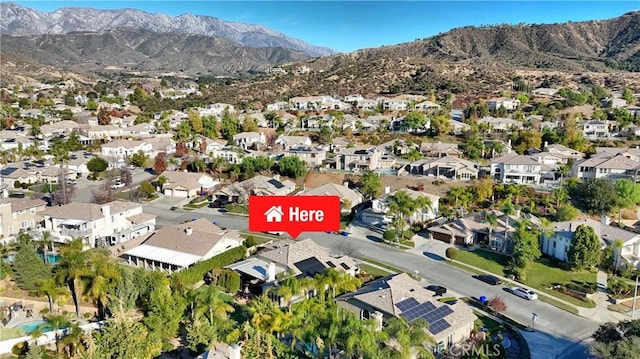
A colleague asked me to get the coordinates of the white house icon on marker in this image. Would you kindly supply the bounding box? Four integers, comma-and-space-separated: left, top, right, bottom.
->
264, 205, 284, 223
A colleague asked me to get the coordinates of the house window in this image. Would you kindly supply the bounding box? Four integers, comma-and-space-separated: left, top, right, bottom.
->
12, 213, 16, 219
18, 210, 26, 215
30, 208, 36, 214
552, 241, 556, 249
20, 220, 28, 229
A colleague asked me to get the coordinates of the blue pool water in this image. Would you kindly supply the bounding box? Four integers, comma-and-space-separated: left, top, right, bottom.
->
376, 168, 397, 175
16, 321, 47, 334
2, 254, 15, 263
38, 253, 61, 264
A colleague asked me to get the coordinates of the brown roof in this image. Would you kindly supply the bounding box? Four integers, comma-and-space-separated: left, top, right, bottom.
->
258, 238, 357, 276
42, 202, 104, 220
5, 198, 46, 212
142, 218, 229, 256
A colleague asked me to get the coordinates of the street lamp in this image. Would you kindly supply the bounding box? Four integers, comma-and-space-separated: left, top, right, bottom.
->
531, 312, 538, 331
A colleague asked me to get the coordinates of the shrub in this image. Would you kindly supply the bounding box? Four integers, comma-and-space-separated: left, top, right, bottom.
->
403, 229, 415, 239
13, 181, 21, 189
218, 270, 241, 294
244, 235, 257, 248
445, 247, 459, 260
383, 230, 396, 241
556, 205, 579, 221
510, 266, 527, 282
172, 245, 246, 287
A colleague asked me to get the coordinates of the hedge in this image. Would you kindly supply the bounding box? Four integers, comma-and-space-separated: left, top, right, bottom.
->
172, 245, 246, 287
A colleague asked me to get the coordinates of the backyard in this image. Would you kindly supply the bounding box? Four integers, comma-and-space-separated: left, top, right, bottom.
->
455, 249, 596, 309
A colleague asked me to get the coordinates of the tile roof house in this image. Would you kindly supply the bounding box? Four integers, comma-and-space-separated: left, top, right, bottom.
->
541, 217, 640, 269
361, 188, 439, 226
160, 171, 219, 198
283, 145, 327, 168
407, 156, 478, 180
299, 182, 363, 211
487, 97, 521, 111
233, 131, 266, 150
336, 273, 476, 351
122, 218, 243, 273
0, 198, 47, 240
571, 154, 640, 182
101, 139, 153, 167
214, 175, 295, 204
227, 238, 358, 304
275, 135, 312, 150
478, 116, 523, 132
42, 200, 155, 248
490, 154, 544, 184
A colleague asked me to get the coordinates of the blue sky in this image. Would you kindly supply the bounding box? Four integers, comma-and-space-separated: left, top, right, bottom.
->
11, 1, 640, 52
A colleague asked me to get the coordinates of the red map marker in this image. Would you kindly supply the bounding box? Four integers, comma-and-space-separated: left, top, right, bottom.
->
249, 195, 341, 239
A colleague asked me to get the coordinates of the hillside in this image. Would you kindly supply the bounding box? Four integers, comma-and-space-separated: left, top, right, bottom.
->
0, 28, 311, 77
0, 2, 335, 57
204, 11, 640, 102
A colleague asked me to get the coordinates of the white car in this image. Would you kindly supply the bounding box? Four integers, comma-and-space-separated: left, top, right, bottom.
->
509, 287, 538, 300
127, 164, 136, 170
110, 182, 125, 189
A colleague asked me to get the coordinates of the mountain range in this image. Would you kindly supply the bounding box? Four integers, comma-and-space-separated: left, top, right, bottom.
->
0, 2, 335, 57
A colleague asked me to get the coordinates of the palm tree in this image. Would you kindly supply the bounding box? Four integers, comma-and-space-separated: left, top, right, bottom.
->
551, 188, 569, 208
31, 314, 70, 354
36, 278, 67, 313
448, 186, 465, 208
84, 252, 121, 319
52, 146, 70, 204
248, 295, 284, 334
54, 238, 89, 317
501, 198, 515, 253
383, 317, 433, 359
507, 184, 524, 206
40, 230, 54, 263
344, 315, 386, 359
387, 191, 415, 242
193, 285, 234, 323
59, 322, 84, 357
484, 211, 499, 247
555, 164, 571, 186
273, 276, 311, 311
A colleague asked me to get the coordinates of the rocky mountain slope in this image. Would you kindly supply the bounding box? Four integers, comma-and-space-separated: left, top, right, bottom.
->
0, 2, 335, 57
0, 28, 311, 77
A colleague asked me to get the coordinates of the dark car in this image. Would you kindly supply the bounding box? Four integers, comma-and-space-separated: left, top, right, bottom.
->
170, 206, 179, 211
9, 192, 25, 198
209, 199, 229, 208
476, 274, 502, 285
426, 285, 447, 296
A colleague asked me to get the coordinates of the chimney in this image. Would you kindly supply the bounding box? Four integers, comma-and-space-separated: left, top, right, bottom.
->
601, 215, 611, 226
273, 174, 280, 181
185, 227, 193, 236
370, 311, 384, 332
544, 141, 548, 151
343, 181, 349, 188
267, 262, 276, 282
384, 186, 391, 195
228, 343, 241, 359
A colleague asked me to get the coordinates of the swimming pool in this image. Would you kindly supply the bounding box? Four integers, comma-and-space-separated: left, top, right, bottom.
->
38, 253, 61, 264
16, 320, 47, 334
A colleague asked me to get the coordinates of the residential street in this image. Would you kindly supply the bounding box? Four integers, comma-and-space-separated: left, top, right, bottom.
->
72, 168, 156, 203
142, 197, 599, 359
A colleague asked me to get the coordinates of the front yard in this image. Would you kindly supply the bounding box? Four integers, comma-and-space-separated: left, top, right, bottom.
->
455, 249, 596, 309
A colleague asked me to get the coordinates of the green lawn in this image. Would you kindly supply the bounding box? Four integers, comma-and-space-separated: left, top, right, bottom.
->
473, 312, 503, 333
359, 263, 394, 278
456, 249, 596, 309
225, 204, 248, 214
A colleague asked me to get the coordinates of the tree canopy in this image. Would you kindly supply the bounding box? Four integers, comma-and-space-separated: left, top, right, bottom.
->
567, 225, 602, 270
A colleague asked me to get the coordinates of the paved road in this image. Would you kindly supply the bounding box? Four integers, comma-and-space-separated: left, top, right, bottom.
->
140, 198, 598, 359
72, 169, 156, 203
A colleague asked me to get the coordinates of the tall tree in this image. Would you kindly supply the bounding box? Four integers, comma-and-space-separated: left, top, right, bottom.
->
97, 107, 111, 125
360, 170, 382, 199
567, 225, 602, 270
511, 219, 541, 269
153, 152, 167, 174
615, 179, 640, 222
12, 236, 52, 292
54, 238, 89, 317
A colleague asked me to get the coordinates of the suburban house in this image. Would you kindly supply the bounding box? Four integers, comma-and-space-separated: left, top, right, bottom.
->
414, 100, 441, 111
361, 188, 439, 226
160, 171, 219, 198
227, 238, 358, 302
62, 151, 97, 176
42, 201, 156, 248
283, 145, 327, 168
336, 273, 476, 352
122, 218, 244, 273
0, 198, 47, 240
275, 135, 312, 150
420, 142, 463, 158
490, 154, 543, 184
487, 97, 521, 111
478, 117, 523, 132
532, 88, 558, 96
101, 139, 153, 167
233, 132, 266, 150
571, 154, 640, 182
299, 182, 363, 212
544, 143, 585, 161
191, 135, 225, 155
145, 136, 177, 156
541, 217, 640, 268
581, 120, 611, 139
330, 147, 385, 172
407, 156, 479, 180
214, 175, 295, 204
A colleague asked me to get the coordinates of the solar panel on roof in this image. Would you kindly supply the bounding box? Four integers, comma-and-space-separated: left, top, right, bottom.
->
395, 298, 419, 312
423, 305, 454, 324
294, 257, 327, 277
429, 319, 451, 335
340, 262, 350, 270
267, 179, 285, 189
326, 261, 336, 268
401, 301, 437, 322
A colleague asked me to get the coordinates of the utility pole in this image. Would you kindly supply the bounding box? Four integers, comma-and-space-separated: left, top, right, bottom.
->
632, 274, 639, 319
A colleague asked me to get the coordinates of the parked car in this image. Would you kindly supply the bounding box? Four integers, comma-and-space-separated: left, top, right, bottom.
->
508, 287, 538, 300
170, 206, 179, 211
127, 164, 136, 170
475, 274, 502, 285
110, 182, 125, 189
426, 285, 447, 296
66, 178, 77, 185
9, 192, 25, 198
